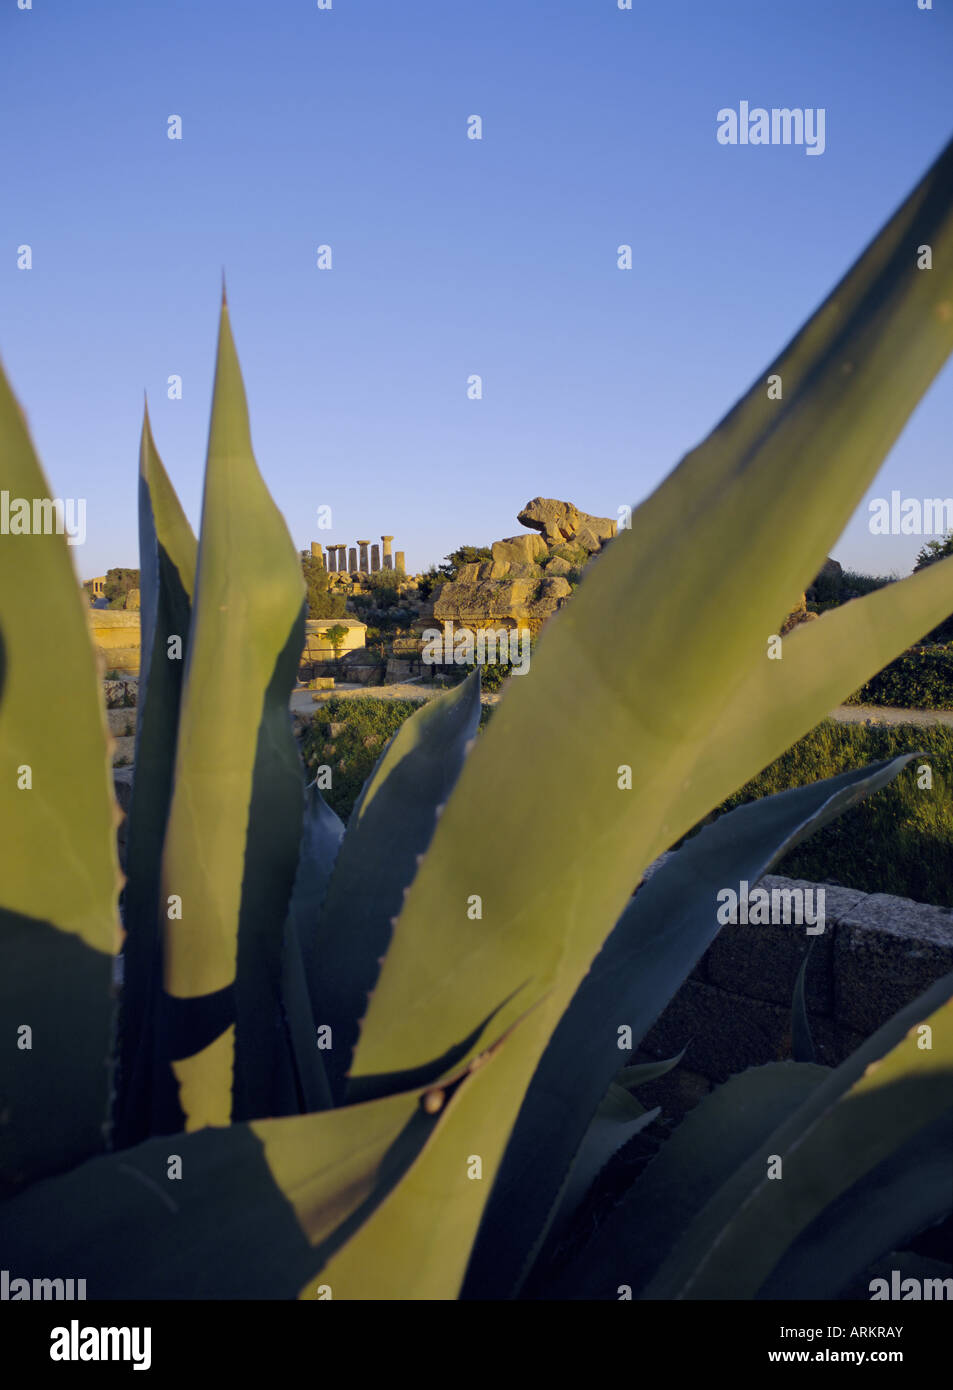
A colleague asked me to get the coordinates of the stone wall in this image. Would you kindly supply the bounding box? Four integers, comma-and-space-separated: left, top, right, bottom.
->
632, 873, 953, 1132
89, 613, 368, 678
300, 617, 367, 661
87, 610, 141, 674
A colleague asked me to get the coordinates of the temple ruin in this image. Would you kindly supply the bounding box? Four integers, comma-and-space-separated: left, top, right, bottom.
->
307, 534, 405, 576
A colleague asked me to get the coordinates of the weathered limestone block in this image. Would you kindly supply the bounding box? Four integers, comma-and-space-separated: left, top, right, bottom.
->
87, 610, 141, 674
371, 544, 381, 572
538, 575, 571, 602
106, 707, 137, 737
476, 559, 511, 580
833, 893, 953, 1035
491, 533, 548, 568
703, 877, 867, 1015
125, 589, 141, 611
517, 497, 617, 551
640, 978, 857, 1080
432, 576, 537, 625
543, 555, 572, 577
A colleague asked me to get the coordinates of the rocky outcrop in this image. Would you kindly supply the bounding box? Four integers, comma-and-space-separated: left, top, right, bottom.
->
426, 497, 616, 639
517, 497, 617, 551
816, 557, 843, 583
490, 534, 548, 569
780, 592, 819, 635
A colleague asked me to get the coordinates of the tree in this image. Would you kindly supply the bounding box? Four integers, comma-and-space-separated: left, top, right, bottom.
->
417, 545, 492, 600
325, 624, 349, 661
302, 555, 347, 619
102, 568, 140, 609
914, 532, 953, 571
913, 532, 953, 644
438, 544, 492, 580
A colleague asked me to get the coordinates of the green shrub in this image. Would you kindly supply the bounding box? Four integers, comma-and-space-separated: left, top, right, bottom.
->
845, 644, 953, 709
915, 531, 953, 572
548, 541, 588, 569
302, 554, 347, 618
101, 567, 140, 608
301, 696, 423, 821
683, 720, 953, 903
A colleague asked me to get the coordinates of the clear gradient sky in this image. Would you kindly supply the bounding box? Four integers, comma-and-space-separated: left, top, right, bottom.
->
2, 0, 952, 581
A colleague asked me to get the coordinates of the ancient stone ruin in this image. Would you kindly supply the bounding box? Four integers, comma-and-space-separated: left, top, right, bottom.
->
429, 497, 618, 638
307, 534, 405, 578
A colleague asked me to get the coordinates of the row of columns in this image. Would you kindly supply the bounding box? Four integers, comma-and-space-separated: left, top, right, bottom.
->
309, 535, 405, 575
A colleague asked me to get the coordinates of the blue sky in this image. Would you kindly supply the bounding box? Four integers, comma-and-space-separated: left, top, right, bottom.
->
2, 0, 952, 581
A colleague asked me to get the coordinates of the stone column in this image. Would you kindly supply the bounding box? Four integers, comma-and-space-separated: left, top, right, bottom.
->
357, 540, 371, 572
370, 544, 381, 572
310, 541, 324, 568
395, 550, 406, 575
327, 545, 337, 572
336, 545, 347, 572
381, 535, 394, 570
348, 546, 358, 574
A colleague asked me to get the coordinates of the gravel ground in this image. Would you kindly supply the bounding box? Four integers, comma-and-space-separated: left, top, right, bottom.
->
289, 681, 501, 714
829, 703, 953, 727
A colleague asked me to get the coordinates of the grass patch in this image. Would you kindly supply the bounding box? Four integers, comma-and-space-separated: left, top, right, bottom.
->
683, 720, 953, 904
303, 703, 952, 902
300, 693, 493, 822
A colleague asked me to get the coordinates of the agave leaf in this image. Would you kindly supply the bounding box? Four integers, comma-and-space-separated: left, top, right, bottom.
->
706, 552, 953, 787
644, 971, 953, 1298
350, 139, 953, 1119
545, 1062, 830, 1300
312, 1016, 524, 1299
791, 940, 817, 1064
0, 1081, 458, 1297
616, 1049, 687, 1089
0, 358, 120, 1193
463, 756, 912, 1297
538, 1085, 660, 1259
287, 779, 344, 988
159, 297, 307, 1127
338, 139, 953, 1298
113, 407, 197, 1148
757, 1113, 952, 1299
310, 671, 482, 1100
279, 782, 344, 1113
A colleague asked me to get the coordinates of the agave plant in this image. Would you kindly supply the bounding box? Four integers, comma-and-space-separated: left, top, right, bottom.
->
2, 137, 953, 1301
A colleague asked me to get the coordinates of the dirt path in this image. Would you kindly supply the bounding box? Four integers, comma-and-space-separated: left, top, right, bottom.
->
829, 704, 953, 727
292, 686, 953, 725
290, 681, 501, 714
